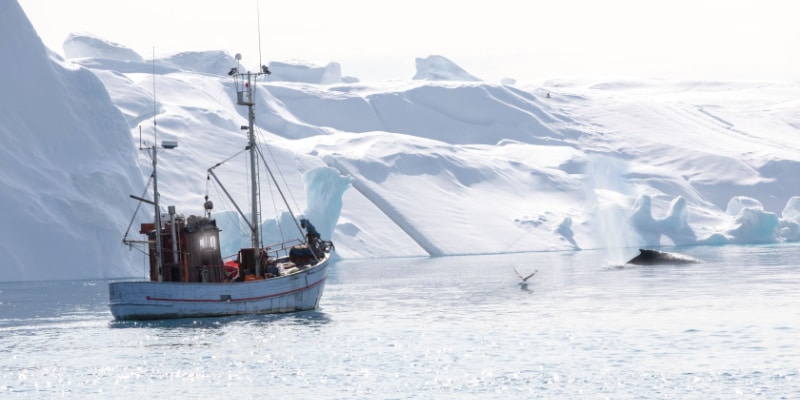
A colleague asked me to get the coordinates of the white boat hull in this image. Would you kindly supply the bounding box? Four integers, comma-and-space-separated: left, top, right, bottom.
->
109, 258, 329, 320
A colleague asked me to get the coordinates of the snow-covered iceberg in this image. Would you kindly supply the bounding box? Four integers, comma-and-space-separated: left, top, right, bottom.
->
6, 0, 800, 281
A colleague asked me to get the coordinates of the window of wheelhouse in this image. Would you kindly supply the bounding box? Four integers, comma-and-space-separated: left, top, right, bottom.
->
198, 233, 217, 250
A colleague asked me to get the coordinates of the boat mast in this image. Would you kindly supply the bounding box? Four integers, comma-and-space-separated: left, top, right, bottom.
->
152, 143, 164, 281
125, 51, 177, 282
150, 140, 178, 282
232, 55, 271, 276
245, 72, 260, 274
151, 48, 164, 282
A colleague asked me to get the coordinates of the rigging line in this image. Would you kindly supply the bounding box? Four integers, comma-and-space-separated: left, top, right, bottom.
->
252, 132, 302, 243
244, 128, 284, 242
255, 143, 304, 238
206, 174, 246, 253
254, 127, 302, 213
256, 148, 288, 243
205, 170, 210, 201
122, 176, 154, 243
207, 148, 248, 172
208, 178, 232, 217
130, 246, 148, 257
211, 181, 237, 229
137, 128, 153, 168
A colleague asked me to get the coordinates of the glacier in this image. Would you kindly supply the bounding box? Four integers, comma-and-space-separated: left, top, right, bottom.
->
3, 1, 800, 281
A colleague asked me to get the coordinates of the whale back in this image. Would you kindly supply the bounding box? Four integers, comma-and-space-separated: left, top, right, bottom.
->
626, 249, 700, 265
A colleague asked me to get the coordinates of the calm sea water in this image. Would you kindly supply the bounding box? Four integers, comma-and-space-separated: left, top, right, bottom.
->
1, 245, 798, 399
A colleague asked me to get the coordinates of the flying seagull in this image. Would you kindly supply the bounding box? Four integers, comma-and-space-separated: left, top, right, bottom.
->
514, 268, 537, 292
514, 268, 539, 283
514, 268, 537, 283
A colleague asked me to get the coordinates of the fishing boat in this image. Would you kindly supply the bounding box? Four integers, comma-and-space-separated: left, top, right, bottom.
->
110, 57, 334, 320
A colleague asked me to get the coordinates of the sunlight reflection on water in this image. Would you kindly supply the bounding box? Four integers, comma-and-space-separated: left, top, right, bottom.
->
1, 244, 799, 398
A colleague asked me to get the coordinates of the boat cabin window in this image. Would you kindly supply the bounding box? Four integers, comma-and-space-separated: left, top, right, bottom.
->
198, 234, 217, 250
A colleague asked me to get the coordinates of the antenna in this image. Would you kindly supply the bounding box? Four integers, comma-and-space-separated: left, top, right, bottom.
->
256, 0, 263, 69
152, 46, 157, 145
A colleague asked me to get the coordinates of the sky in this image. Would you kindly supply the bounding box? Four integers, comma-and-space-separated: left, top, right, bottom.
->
4, 0, 800, 281
18, 0, 800, 83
